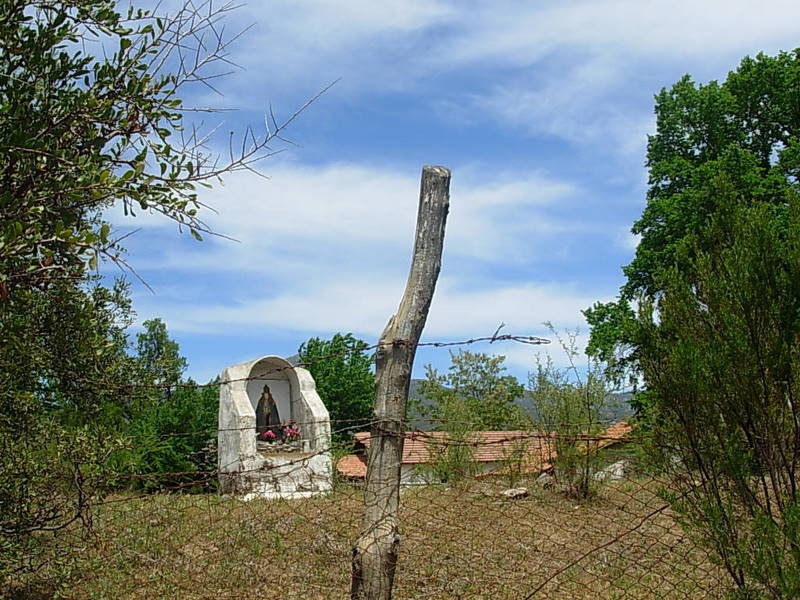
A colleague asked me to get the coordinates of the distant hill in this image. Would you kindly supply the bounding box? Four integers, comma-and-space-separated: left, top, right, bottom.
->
406, 380, 635, 431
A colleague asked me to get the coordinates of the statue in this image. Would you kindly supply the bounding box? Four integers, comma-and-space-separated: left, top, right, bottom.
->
256, 385, 280, 435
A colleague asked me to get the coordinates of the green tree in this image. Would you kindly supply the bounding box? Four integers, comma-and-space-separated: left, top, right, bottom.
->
419, 396, 481, 484
0, 280, 134, 581
411, 351, 526, 484
0, 0, 290, 584
414, 350, 526, 431
637, 192, 800, 598
123, 319, 217, 492
124, 379, 219, 493
586, 49, 800, 378
1, 0, 318, 305
297, 333, 374, 445
135, 318, 188, 391
529, 326, 614, 499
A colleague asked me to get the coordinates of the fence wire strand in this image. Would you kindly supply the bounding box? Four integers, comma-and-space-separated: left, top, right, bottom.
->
3, 333, 729, 599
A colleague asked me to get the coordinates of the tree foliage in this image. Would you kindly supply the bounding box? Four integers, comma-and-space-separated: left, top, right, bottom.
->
123, 380, 219, 493
414, 350, 526, 431
297, 333, 374, 443
0, 280, 133, 580
0, 0, 283, 582
410, 351, 526, 483
0, 0, 294, 294
637, 193, 800, 597
586, 49, 800, 374
122, 319, 218, 492
529, 326, 615, 499
135, 318, 188, 391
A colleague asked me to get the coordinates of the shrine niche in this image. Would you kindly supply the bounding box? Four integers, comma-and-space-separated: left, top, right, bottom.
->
217, 355, 332, 500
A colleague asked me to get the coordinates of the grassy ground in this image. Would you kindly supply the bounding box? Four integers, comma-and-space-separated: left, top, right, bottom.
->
8, 472, 727, 600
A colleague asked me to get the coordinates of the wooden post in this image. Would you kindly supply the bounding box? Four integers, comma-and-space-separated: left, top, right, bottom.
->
350, 166, 451, 600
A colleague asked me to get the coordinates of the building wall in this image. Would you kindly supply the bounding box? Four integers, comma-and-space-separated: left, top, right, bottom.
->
400, 461, 503, 485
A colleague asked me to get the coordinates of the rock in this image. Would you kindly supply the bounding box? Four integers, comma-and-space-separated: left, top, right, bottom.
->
499, 487, 529, 499
593, 459, 628, 481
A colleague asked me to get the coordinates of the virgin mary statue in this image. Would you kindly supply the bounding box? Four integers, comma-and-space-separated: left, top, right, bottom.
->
256, 385, 281, 434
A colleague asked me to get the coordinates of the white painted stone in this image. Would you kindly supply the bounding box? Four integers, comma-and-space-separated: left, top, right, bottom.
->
593, 459, 628, 481
499, 487, 529, 499
218, 355, 333, 500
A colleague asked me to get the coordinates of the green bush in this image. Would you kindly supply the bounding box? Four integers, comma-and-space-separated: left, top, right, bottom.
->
638, 192, 800, 598
529, 325, 616, 500
298, 333, 374, 446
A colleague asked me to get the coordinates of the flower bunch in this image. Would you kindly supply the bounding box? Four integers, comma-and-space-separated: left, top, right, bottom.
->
285, 427, 300, 443
260, 430, 277, 442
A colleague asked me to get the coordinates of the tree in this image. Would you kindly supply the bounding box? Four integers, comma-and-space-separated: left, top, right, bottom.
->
123, 379, 219, 493
0, 0, 304, 295
115, 318, 218, 492
529, 326, 614, 499
586, 49, 800, 377
637, 192, 800, 597
135, 318, 188, 391
414, 350, 526, 431
297, 333, 374, 445
409, 351, 526, 485
420, 395, 482, 484
0, 0, 299, 583
0, 280, 134, 581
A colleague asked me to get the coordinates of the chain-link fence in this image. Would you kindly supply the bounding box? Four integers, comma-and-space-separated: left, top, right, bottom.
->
6, 408, 728, 599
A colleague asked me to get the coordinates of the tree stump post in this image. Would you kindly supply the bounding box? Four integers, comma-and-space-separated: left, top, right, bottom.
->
350, 166, 451, 600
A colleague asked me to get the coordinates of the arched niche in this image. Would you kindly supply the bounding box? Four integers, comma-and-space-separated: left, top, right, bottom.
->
247, 357, 294, 430
217, 354, 333, 499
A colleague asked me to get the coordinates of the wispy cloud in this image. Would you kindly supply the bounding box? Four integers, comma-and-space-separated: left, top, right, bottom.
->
117, 0, 798, 382
185, 0, 800, 150
109, 161, 586, 272
108, 161, 609, 350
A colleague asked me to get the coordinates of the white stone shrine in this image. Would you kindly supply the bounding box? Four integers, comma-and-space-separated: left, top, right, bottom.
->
217, 355, 333, 500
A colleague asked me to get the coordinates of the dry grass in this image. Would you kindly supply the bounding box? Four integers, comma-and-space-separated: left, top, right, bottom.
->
8, 475, 727, 600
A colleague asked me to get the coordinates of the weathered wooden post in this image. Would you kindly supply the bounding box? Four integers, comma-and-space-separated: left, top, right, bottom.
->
350, 166, 451, 600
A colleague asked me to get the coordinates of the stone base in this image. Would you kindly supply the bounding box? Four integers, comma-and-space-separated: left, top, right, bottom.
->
220, 452, 333, 501
257, 440, 305, 454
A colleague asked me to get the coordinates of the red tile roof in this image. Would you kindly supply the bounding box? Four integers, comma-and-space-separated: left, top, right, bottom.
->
601, 420, 633, 444
353, 430, 555, 464
336, 422, 633, 479
336, 453, 367, 479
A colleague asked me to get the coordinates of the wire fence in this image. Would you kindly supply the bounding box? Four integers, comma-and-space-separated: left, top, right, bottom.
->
3, 335, 730, 600
6, 427, 727, 599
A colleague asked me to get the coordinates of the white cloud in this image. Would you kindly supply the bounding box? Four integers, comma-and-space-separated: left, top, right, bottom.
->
132, 273, 599, 346
218, 0, 800, 90
436, 1, 800, 66
111, 161, 608, 355
467, 55, 654, 151
616, 228, 640, 252
143, 0, 800, 152
424, 279, 596, 339
201, 0, 454, 98
494, 329, 595, 375
103, 0, 791, 384
108, 161, 584, 273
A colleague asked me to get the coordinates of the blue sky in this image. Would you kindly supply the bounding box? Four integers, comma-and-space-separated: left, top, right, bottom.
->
107, 0, 800, 384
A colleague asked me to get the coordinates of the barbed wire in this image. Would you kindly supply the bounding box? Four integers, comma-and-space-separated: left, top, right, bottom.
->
3, 329, 733, 599
17, 419, 641, 517
99, 415, 634, 442
0, 331, 550, 402
112, 331, 550, 391
5, 428, 726, 599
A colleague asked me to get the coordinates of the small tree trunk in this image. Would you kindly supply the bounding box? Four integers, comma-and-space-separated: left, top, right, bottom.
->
350, 166, 451, 600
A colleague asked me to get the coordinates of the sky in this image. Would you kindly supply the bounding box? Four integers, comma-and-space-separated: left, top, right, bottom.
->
107, 0, 800, 385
